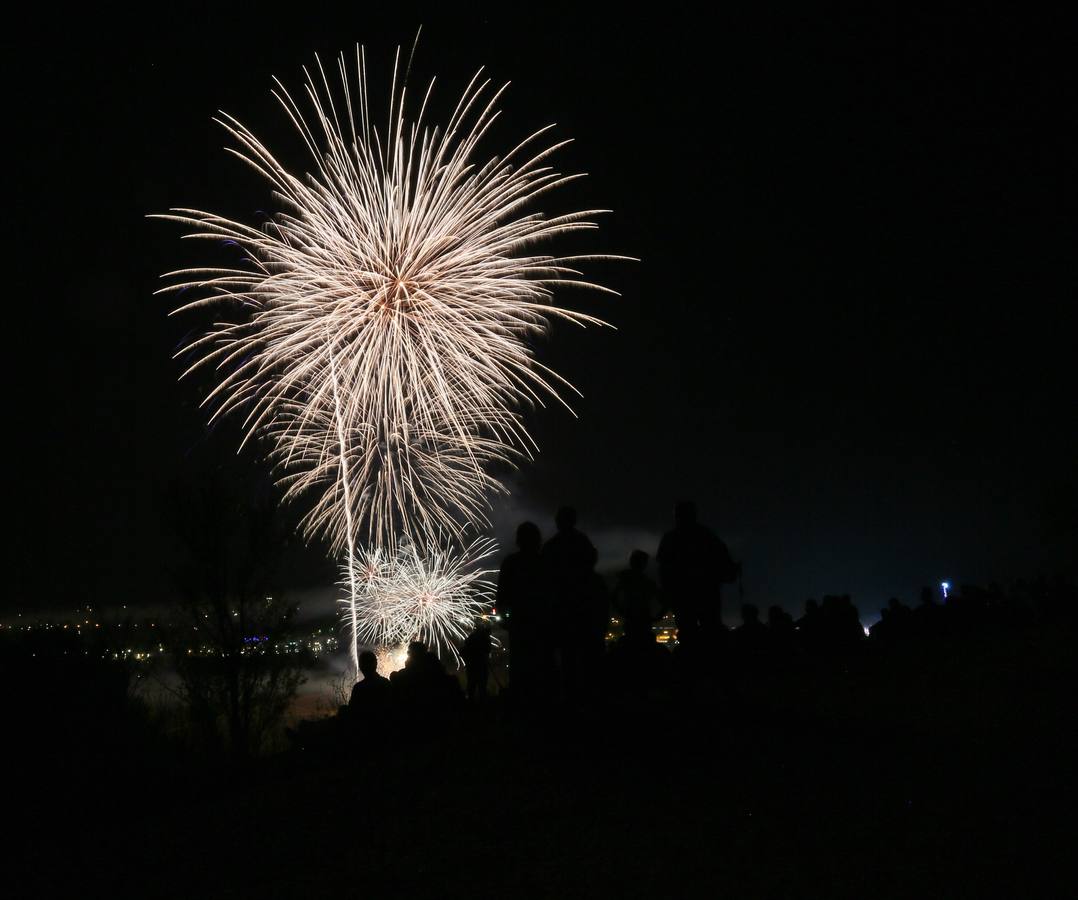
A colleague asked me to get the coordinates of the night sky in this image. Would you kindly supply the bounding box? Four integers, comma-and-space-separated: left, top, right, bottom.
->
8, 9, 1075, 618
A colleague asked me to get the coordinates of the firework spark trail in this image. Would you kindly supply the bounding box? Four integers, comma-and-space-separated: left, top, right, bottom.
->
328, 341, 361, 673
269, 399, 514, 552
155, 47, 620, 549
155, 44, 624, 666
343, 537, 497, 665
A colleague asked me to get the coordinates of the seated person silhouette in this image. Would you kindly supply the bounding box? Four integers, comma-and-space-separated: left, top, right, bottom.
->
391, 641, 461, 711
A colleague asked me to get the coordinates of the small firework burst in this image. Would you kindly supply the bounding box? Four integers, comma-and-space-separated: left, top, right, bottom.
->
342, 536, 497, 663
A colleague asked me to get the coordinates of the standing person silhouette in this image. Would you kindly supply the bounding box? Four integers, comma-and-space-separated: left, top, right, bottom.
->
612, 550, 661, 650
497, 521, 552, 702
496, 522, 544, 626
656, 501, 739, 650
461, 621, 493, 702
347, 650, 392, 731
541, 506, 597, 698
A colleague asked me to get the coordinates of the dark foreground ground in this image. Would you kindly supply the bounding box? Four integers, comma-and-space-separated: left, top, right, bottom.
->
7, 627, 1074, 899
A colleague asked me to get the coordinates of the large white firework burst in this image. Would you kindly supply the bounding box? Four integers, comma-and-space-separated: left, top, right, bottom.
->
267, 387, 515, 553
155, 44, 619, 552
343, 537, 497, 663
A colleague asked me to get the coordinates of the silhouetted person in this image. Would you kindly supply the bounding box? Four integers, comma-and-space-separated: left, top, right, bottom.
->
887, 597, 913, 639
576, 562, 611, 696
349, 650, 391, 716
498, 522, 553, 702
766, 605, 797, 667
497, 522, 542, 624
797, 598, 823, 654
913, 585, 944, 638
542, 506, 598, 698
949, 583, 988, 629
461, 621, 493, 702
609, 552, 675, 695
817, 594, 865, 656
542, 507, 597, 613
767, 605, 795, 634
341, 651, 393, 743
871, 598, 912, 647
612, 550, 661, 649
656, 501, 739, 650
733, 603, 768, 672
391, 642, 460, 715
869, 607, 894, 645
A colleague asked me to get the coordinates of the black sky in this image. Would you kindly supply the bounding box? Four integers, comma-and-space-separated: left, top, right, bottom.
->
7, 8, 1075, 617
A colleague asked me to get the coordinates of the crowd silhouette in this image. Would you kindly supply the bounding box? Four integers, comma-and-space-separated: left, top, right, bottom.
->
323, 500, 1076, 740
8, 499, 1073, 900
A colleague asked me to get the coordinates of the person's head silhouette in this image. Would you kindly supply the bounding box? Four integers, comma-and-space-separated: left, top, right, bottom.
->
358, 650, 379, 679
630, 549, 649, 572
674, 501, 697, 527
516, 521, 541, 553
555, 506, 577, 532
